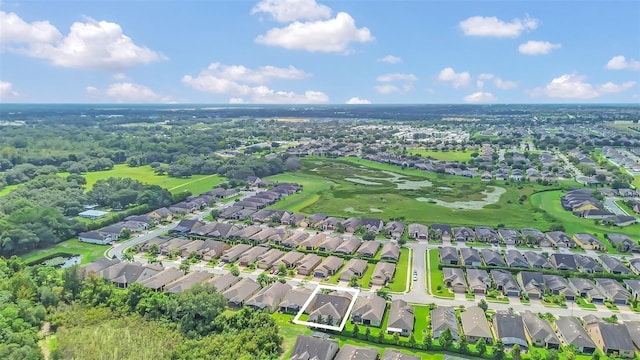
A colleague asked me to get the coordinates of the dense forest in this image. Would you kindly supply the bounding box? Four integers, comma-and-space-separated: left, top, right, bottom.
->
0, 256, 283, 360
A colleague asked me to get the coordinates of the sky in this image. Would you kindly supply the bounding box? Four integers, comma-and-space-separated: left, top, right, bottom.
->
0, 0, 639, 104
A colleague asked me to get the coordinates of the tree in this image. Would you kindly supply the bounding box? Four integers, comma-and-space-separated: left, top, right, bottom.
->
166, 284, 227, 337
393, 332, 400, 344
494, 340, 505, 360
284, 156, 301, 171
423, 331, 432, 349
335, 222, 345, 233
148, 243, 160, 255
457, 334, 468, 354
179, 261, 190, 274
478, 298, 489, 312
591, 352, 600, 360
365, 327, 371, 341
230, 266, 240, 276
210, 209, 219, 219
439, 327, 453, 348
362, 231, 376, 241
349, 274, 360, 288
122, 252, 134, 262
475, 338, 486, 355
375, 288, 391, 301
545, 349, 559, 360
377, 329, 385, 343
352, 323, 360, 338
277, 263, 287, 277
408, 332, 416, 347
511, 344, 521, 360
257, 272, 269, 287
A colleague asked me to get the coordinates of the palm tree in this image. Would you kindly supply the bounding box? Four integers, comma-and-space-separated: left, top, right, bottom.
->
375, 288, 392, 301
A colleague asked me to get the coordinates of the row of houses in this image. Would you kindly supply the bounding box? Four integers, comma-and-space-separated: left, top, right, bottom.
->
561, 188, 637, 226
77, 187, 241, 245
439, 246, 640, 274
442, 264, 640, 305
289, 335, 419, 360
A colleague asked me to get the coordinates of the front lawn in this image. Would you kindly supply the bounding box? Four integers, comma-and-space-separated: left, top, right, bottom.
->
388, 247, 410, 292
575, 297, 596, 310
428, 249, 453, 298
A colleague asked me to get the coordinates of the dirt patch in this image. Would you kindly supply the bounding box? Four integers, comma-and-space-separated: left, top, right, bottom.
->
416, 186, 506, 210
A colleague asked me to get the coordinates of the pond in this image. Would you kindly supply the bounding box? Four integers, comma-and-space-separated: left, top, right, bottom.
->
31, 253, 82, 268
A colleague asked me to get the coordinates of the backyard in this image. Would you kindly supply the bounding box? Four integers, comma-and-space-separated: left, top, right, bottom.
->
428, 249, 454, 298
387, 247, 410, 292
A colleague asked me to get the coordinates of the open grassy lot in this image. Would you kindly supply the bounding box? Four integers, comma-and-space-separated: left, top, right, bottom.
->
0, 183, 22, 197
407, 149, 473, 162
428, 249, 454, 298
81, 164, 225, 195
268, 157, 558, 229
529, 190, 640, 253
21, 238, 107, 265
412, 305, 431, 342
388, 247, 410, 292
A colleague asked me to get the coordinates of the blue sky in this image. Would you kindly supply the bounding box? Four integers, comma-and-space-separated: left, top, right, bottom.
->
1, 0, 639, 104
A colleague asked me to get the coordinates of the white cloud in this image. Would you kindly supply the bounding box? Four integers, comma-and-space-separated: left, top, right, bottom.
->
377, 55, 402, 64
464, 91, 497, 103
438, 67, 471, 88
459, 15, 538, 38
346, 97, 371, 104
182, 62, 328, 104
112, 73, 128, 80
377, 73, 417, 82
0, 81, 19, 98
529, 73, 637, 99
255, 12, 374, 53
494, 78, 518, 90
606, 55, 640, 70
477, 73, 495, 80
374, 84, 400, 94
518, 40, 561, 55
1, 12, 165, 70
88, 82, 174, 103
0, 11, 61, 43
251, 0, 331, 22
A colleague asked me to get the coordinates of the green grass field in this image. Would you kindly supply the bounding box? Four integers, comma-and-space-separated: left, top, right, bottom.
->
81, 164, 225, 195
268, 157, 556, 229
428, 249, 453, 298
21, 238, 107, 265
412, 305, 431, 342
0, 183, 22, 197
407, 149, 472, 162
388, 247, 410, 292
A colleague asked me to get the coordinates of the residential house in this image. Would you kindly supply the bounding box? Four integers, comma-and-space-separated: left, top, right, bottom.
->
480, 248, 506, 267
121, 220, 149, 233
159, 238, 191, 256
521, 311, 560, 349
245, 282, 292, 313
574, 254, 604, 273
351, 295, 387, 327
506, 250, 529, 268
543, 275, 577, 301
361, 217, 385, 233
306, 291, 353, 325
460, 306, 493, 344
335, 237, 362, 255
275, 251, 304, 269
343, 217, 362, 233
408, 223, 428, 240
370, 262, 396, 286
630, 258, 640, 275
521, 228, 548, 246
78, 231, 113, 245
280, 231, 309, 248
81, 258, 120, 277
585, 321, 635, 358
442, 267, 467, 293
606, 234, 639, 252
300, 233, 326, 251
380, 242, 400, 261
475, 226, 499, 243
199, 240, 231, 261
169, 219, 199, 235
314, 256, 344, 278
499, 228, 520, 245
466, 268, 491, 295
220, 244, 252, 263
523, 251, 552, 269
545, 231, 576, 248
339, 258, 368, 281
257, 249, 285, 269
431, 307, 459, 340
223, 278, 261, 308
164, 271, 213, 294
439, 247, 458, 265
297, 254, 323, 276
595, 278, 631, 305
320, 217, 346, 231
624, 322, 640, 352
381, 349, 420, 360
318, 236, 342, 253
573, 233, 606, 250
206, 222, 241, 239
207, 273, 239, 292
490, 270, 521, 297
279, 287, 312, 314
98, 262, 161, 288
493, 312, 528, 349
357, 241, 381, 258
138, 268, 184, 292
430, 223, 452, 241
598, 255, 631, 275
148, 207, 173, 223
228, 225, 262, 240
384, 221, 405, 239
97, 224, 125, 240
517, 271, 545, 299
307, 213, 328, 228
568, 278, 606, 303
387, 299, 414, 336
554, 316, 596, 354
334, 344, 378, 360
289, 335, 339, 360
549, 253, 577, 271
281, 212, 306, 226
460, 247, 482, 266
453, 226, 476, 242
623, 279, 640, 300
